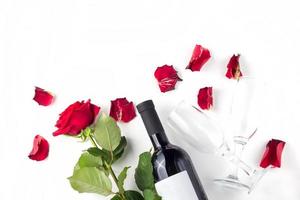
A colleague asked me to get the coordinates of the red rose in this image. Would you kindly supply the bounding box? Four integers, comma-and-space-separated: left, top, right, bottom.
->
110, 98, 136, 122
154, 65, 182, 93
197, 87, 213, 110
53, 99, 100, 136
28, 135, 49, 161
33, 87, 54, 106
225, 54, 243, 80
259, 139, 286, 168
186, 44, 211, 72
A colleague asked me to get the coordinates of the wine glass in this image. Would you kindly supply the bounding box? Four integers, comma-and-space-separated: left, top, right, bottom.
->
227, 77, 264, 147
214, 77, 266, 192
167, 100, 256, 191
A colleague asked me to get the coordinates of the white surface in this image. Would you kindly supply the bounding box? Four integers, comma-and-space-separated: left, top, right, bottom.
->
1, 0, 300, 200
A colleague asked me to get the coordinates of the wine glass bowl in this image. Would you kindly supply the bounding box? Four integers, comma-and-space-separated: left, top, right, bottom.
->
229, 78, 265, 141
167, 101, 224, 154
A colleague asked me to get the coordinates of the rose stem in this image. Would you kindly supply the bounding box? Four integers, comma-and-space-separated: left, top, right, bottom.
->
105, 162, 126, 200
89, 135, 98, 148
89, 135, 126, 199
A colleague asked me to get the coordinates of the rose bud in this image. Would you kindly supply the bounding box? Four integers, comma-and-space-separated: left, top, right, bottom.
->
53, 99, 100, 136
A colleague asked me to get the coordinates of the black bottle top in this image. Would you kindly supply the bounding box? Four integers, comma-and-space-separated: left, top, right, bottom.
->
136, 100, 165, 136
137, 100, 169, 148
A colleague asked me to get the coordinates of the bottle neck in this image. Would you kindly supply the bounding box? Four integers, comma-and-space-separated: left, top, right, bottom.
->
149, 131, 170, 149
137, 100, 170, 149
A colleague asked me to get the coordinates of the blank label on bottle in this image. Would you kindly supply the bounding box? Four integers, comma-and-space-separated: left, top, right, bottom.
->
155, 170, 198, 200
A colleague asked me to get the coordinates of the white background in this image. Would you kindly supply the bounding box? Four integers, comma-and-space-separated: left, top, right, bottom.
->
1, 0, 300, 200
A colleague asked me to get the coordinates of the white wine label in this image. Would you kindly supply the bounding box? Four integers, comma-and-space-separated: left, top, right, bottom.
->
155, 170, 198, 200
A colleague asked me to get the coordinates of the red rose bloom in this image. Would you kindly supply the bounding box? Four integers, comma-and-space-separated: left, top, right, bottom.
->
33, 87, 54, 106
225, 54, 243, 80
28, 135, 49, 161
154, 65, 182, 93
110, 98, 136, 122
53, 99, 100, 136
197, 87, 213, 110
260, 139, 286, 168
186, 44, 211, 72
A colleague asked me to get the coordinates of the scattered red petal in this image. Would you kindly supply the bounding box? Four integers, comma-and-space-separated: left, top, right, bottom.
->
259, 139, 286, 168
225, 54, 243, 80
154, 65, 182, 93
33, 87, 54, 106
53, 99, 100, 136
110, 98, 136, 122
197, 87, 213, 110
186, 44, 211, 71
28, 135, 49, 161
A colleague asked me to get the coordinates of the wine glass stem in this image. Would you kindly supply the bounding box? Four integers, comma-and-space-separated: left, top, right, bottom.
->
224, 140, 247, 179
218, 141, 254, 176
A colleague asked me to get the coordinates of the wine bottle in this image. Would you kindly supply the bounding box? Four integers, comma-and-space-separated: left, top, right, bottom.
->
136, 100, 208, 200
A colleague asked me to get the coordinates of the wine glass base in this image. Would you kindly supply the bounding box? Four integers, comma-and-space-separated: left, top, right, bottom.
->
213, 175, 250, 191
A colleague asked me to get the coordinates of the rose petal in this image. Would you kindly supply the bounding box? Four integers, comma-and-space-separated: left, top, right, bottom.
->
28, 135, 49, 161
53, 99, 100, 136
259, 139, 286, 168
186, 44, 211, 71
197, 87, 213, 110
154, 65, 182, 93
33, 87, 54, 106
109, 98, 136, 122
225, 54, 243, 80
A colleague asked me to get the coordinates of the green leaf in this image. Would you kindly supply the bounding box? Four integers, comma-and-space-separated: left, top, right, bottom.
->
117, 166, 130, 193
111, 136, 127, 163
74, 152, 102, 171
87, 136, 127, 164
113, 149, 124, 162
94, 113, 121, 151
143, 189, 162, 200
111, 194, 122, 200
68, 167, 112, 196
86, 148, 116, 164
134, 152, 161, 200
87, 147, 111, 162
124, 190, 144, 200
86, 147, 103, 156
111, 191, 144, 200
113, 136, 127, 156
135, 152, 155, 191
